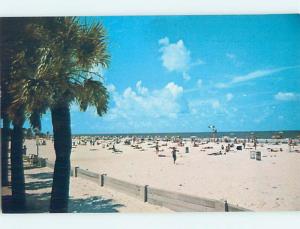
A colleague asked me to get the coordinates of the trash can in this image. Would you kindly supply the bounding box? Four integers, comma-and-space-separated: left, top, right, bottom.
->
250, 151, 256, 159
256, 151, 261, 161
185, 147, 189, 153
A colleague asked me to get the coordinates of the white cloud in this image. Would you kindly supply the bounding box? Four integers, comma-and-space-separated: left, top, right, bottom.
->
158, 37, 205, 82
107, 84, 116, 93
159, 37, 191, 72
158, 37, 169, 46
226, 93, 234, 101
232, 69, 280, 84
136, 81, 148, 95
274, 92, 298, 101
107, 81, 184, 120
165, 82, 183, 96
183, 72, 191, 81
215, 65, 300, 88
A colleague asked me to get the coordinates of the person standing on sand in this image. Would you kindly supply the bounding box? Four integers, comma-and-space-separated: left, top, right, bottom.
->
288, 138, 292, 152
172, 147, 177, 164
254, 139, 257, 150
155, 142, 159, 154
226, 144, 230, 153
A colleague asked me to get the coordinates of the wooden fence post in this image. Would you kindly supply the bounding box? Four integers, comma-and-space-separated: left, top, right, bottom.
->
75, 166, 79, 177
143, 185, 148, 202
225, 200, 229, 212
100, 174, 107, 187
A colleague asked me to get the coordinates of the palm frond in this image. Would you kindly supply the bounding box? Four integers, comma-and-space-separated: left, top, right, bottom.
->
75, 79, 109, 116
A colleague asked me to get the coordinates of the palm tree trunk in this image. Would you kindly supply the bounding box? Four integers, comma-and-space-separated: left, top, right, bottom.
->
10, 117, 26, 211
50, 104, 72, 213
1, 114, 10, 187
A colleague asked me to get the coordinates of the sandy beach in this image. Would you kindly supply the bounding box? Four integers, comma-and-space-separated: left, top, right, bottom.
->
18, 166, 171, 213
24, 137, 300, 211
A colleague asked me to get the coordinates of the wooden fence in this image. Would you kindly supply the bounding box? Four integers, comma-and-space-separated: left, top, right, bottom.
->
43, 158, 249, 212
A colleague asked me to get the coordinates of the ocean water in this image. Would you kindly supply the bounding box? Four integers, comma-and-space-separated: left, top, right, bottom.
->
74, 130, 300, 139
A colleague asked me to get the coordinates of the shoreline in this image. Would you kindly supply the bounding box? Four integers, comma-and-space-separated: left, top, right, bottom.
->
69, 130, 300, 139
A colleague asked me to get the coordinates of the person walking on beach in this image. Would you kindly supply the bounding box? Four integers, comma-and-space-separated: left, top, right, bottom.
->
254, 139, 257, 150
156, 142, 159, 154
288, 138, 292, 152
172, 147, 177, 164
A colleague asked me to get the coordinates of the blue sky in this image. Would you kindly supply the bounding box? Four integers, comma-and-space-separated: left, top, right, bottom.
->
36, 15, 300, 134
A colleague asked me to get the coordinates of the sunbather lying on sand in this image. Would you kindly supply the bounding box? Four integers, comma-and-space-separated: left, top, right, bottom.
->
208, 151, 222, 156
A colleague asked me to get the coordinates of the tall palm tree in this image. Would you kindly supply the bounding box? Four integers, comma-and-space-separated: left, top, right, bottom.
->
48, 18, 109, 213
1, 18, 28, 209
13, 17, 110, 212
1, 18, 50, 210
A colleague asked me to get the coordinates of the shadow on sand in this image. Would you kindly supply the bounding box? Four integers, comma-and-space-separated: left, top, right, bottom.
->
2, 171, 125, 213
27, 172, 53, 180
26, 180, 53, 191
69, 196, 124, 213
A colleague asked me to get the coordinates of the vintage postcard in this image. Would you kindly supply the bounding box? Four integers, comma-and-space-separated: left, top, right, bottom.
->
1, 15, 300, 214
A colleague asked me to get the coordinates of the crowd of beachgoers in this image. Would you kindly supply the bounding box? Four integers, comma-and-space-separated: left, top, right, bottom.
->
22, 133, 300, 211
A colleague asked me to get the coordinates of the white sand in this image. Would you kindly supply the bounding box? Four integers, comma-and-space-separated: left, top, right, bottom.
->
25, 138, 300, 211
24, 166, 171, 213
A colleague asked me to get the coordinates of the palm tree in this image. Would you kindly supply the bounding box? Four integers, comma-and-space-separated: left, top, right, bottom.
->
12, 17, 110, 212
47, 18, 109, 213
1, 18, 28, 209
1, 17, 50, 210
50, 80, 108, 213
4, 17, 109, 212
